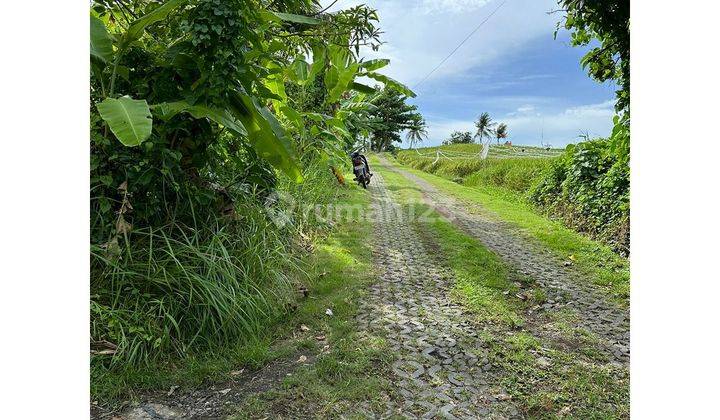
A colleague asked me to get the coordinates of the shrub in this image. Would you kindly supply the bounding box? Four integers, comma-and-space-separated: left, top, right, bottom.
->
528, 139, 629, 255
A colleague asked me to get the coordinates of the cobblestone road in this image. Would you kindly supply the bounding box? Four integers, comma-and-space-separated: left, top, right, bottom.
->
378, 156, 629, 364
356, 171, 521, 419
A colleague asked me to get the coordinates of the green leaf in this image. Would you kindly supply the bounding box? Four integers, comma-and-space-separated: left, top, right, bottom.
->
359, 59, 389, 72
124, 0, 187, 45
273, 12, 321, 25
324, 65, 339, 91
364, 72, 416, 98
307, 44, 326, 83
327, 63, 359, 103
291, 58, 310, 83
263, 62, 287, 101
97, 96, 153, 147
350, 82, 377, 94
151, 101, 248, 137
185, 105, 248, 137
90, 15, 113, 63
327, 45, 349, 69
150, 101, 189, 121
228, 93, 302, 182
279, 105, 304, 132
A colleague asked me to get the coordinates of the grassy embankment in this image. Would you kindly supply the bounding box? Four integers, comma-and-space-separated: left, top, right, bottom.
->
389, 150, 629, 303
377, 164, 629, 418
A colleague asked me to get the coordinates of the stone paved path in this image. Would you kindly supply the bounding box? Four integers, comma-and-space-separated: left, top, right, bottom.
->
355, 171, 521, 419
377, 156, 630, 364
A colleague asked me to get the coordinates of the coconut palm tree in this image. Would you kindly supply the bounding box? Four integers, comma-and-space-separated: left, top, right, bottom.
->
405, 118, 428, 149
495, 123, 508, 144
474, 112, 496, 144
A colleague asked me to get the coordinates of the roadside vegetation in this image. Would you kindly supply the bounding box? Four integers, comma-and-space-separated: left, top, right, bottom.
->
399, 0, 631, 256
90, 0, 416, 405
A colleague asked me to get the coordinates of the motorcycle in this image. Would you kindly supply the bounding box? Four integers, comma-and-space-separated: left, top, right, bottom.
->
351, 151, 372, 189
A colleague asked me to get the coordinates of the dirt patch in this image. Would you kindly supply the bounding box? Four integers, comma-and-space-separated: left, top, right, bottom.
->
91, 349, 318, 420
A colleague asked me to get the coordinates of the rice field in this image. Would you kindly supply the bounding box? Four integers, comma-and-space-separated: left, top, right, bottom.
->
407, 143, 564, 160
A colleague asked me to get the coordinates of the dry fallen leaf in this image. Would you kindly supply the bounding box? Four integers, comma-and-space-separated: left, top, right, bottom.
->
219, 388, 231, 395
495, 393, 512, 401
315, 335, 326, 341
299, 324, 310, 332
297, 355, 308, 363
116, 214, 133, 234
230, 369, 244, 376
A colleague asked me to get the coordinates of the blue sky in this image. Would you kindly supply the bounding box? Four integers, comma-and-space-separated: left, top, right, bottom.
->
324, 0, 618, 147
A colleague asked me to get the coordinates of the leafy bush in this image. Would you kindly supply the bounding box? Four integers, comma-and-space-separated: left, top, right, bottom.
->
529, 119, 629, 255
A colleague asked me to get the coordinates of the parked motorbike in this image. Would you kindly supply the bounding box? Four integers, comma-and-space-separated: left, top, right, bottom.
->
350, 151, 372, 189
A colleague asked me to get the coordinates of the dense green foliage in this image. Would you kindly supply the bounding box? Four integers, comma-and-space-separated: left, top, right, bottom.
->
509, 0, 633, 254
557, 0, 630, 113
366, 87, 421, 151
89, 0, 415, 370
442, 131, 473, 145
529, 119, 630, 255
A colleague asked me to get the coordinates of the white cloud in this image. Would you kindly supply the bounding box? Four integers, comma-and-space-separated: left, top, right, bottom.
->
412, 100, 615, 148
416, 0, 492, 14
326, 0, 561, 87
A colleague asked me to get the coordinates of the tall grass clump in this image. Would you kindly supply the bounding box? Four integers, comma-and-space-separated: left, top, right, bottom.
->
91, 159, 341, 368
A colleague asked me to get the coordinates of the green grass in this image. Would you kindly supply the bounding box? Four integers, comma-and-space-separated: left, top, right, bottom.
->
376, 160, 629, 418
228, 181, 396, 418
405, 143, 564, 158
381, 155, 629, 304
397, 152, 553, 193
486, 331, 629, 419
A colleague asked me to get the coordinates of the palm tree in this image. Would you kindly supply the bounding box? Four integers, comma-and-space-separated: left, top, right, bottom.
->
405, 118, 428, 149
495, 123, 508, 144
474, 112, 496, 144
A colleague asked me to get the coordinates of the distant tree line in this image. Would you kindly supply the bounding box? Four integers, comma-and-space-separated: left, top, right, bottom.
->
442, 112, 508, 145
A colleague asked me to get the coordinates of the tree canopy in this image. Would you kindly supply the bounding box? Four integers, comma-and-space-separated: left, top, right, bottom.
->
556, 0, 630, 113
367, 87, 421, 151
442, 131, 473, 145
